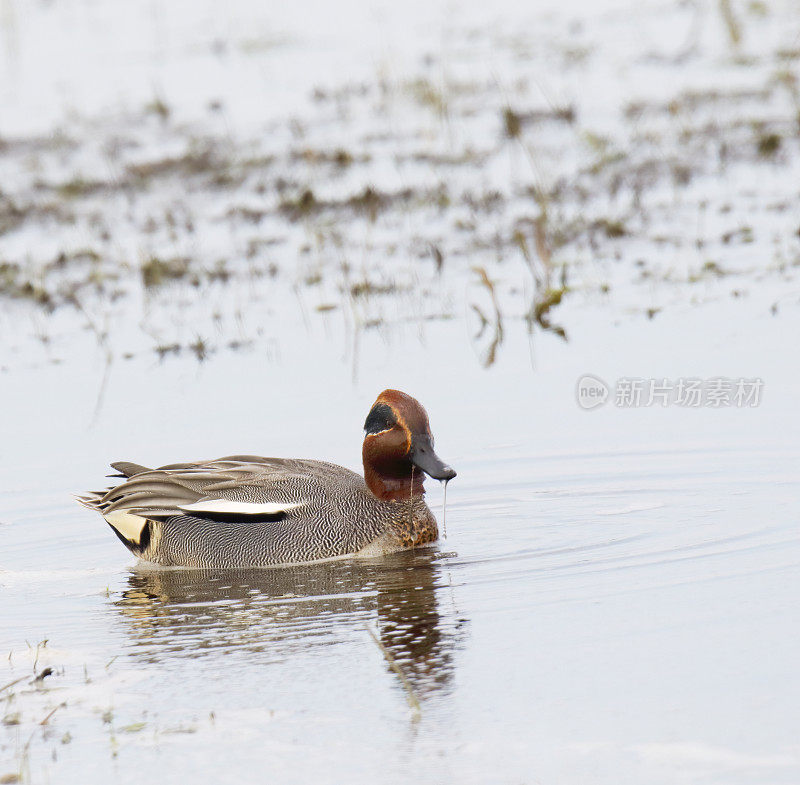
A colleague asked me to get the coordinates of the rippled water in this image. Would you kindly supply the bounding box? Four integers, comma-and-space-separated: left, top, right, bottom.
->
2, 302, 798, 784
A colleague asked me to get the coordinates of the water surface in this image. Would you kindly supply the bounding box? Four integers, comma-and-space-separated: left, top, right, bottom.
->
2, 306, 798, 784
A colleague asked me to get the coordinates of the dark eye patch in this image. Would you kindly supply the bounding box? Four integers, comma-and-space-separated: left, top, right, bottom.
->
364, 403, 397, 434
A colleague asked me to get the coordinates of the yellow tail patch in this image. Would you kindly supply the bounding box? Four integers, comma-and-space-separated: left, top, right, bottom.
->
104, 510, 148, 545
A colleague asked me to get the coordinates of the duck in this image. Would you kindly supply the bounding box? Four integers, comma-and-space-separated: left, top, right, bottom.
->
78, 389, 456, 568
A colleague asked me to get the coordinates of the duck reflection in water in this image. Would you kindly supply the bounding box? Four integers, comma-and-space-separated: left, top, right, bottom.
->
114, 549, 465, 698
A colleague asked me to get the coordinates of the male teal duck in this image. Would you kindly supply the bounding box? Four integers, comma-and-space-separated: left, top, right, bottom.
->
78, 389, 456, 568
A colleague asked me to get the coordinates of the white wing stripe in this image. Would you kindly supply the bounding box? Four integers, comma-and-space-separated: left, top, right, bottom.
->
178, 499, 305, 516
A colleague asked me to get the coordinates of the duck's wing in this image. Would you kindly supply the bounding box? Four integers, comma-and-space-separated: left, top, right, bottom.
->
109, 461, 151, 478
77, 456, 333, 547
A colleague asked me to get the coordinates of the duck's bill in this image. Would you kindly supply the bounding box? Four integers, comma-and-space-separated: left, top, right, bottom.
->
410, 435, 457, 481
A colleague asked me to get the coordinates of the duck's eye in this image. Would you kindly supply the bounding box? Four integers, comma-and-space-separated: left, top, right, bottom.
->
364, 403, 397, 434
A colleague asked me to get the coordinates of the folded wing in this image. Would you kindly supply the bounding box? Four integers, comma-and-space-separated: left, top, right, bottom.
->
77, 456, 311, 547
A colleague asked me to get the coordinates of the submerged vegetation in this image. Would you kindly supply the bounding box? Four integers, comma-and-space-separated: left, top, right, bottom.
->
0, 4, 798, 370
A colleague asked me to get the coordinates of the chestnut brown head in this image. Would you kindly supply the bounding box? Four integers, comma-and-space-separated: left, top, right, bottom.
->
362, 389, 456, 501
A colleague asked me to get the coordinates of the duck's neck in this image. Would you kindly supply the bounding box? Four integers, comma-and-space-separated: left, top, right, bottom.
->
362, 453, 426, 502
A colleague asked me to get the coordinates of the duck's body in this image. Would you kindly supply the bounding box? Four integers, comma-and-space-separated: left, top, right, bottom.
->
79, 391, 455, 568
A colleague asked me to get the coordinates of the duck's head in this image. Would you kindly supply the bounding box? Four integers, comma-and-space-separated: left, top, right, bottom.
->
362, 389, 456, 501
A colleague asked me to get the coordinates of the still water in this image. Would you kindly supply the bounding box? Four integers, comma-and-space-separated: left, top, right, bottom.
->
1, 301, 798, 784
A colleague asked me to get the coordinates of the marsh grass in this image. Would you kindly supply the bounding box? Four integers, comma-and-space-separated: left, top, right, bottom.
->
1, 9, 798, 372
